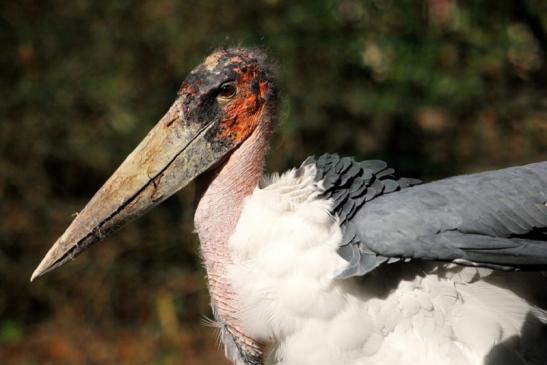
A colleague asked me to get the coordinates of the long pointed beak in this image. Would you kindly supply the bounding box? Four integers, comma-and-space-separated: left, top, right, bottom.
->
31, 99, 225, 281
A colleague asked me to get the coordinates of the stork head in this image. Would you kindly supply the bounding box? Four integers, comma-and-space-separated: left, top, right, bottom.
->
31, 48, 277, 281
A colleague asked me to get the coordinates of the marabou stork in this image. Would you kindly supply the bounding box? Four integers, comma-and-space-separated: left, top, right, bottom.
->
32, 48, 547, 365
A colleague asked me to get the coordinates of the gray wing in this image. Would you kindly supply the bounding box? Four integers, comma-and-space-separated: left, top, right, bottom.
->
351, 161, 547, 274
303, 154, 547, 278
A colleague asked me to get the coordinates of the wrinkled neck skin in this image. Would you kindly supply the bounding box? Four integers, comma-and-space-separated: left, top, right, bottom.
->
194, 118, 272, 362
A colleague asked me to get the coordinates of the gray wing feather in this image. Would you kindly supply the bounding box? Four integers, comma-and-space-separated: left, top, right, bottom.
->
350, 161, 547, 276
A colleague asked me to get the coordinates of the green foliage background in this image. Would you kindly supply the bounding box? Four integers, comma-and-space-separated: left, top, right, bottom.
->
1, 0, 546, 364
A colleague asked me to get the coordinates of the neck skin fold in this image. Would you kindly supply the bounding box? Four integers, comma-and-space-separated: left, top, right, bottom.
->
194, 116, 272, 359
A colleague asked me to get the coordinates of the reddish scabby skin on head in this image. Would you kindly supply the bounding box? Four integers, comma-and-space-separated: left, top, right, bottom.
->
176, 47, 276, 159
219, 66, 270, 144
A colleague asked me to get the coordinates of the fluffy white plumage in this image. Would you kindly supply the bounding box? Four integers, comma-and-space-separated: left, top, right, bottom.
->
228, 166, 545, 365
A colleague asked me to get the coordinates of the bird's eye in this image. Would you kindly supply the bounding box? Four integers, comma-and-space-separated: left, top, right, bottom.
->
217, 82, 237, 99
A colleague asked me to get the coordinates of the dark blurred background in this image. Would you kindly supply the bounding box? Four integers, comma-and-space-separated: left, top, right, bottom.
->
1, 0, 546, 364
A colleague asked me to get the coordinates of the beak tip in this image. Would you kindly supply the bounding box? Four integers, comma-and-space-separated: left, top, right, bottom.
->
30, 259, 49, 282
30, 242, 64, 282
30, 270, 39, 282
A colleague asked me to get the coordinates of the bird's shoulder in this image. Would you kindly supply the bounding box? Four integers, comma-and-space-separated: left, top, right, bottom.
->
298, 153, 421, 277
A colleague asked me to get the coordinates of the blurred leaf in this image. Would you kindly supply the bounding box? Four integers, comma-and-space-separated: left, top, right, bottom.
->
0, 320, 24, 344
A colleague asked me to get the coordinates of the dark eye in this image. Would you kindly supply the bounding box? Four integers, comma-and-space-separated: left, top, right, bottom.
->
217, 81, 237, 99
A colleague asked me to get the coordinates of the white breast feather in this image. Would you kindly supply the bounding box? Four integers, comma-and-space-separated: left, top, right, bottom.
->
228, 166, 538, 365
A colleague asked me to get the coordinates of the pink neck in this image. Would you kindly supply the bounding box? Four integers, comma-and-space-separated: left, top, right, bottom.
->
194, 119, 271, 358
